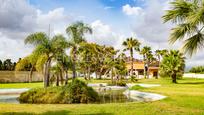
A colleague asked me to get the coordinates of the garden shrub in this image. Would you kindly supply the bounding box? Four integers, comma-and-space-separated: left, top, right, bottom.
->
130, 76, 138, 82
107, 80, 126, 86
19, 79, 99, 104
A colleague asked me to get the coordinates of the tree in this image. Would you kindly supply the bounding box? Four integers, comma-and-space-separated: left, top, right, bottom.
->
189, 66, 204, 73
78, 42, 96, 80
140, 46, 151, 78
51, 64, 63, 86
160, 49, 169, 57
0, 60, 3, 70
15, 54, 39, 82
66, 21, 92, 80
163, 0, 204, 56
25, 32, 69, 87
122, 37, 140, 77
55, 54, 72, 85
155, 50, 162, 63
3, 59, 13, 71
160, 50, 185, 83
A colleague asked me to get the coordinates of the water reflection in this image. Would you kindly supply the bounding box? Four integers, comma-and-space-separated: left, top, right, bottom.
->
0, 95, 19, 103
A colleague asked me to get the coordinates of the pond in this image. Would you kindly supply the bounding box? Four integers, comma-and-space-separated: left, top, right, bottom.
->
0, 87, 135, 104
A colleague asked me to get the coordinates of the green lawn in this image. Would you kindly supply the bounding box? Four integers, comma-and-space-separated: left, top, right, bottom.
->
0, 78, 204, 115
0, 82, 43, 89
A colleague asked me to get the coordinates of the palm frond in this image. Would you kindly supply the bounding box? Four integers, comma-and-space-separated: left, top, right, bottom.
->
24, 32, 48, 45
182, 32, 204, 56
162, 0, 194, 23
169, 23, 197, 44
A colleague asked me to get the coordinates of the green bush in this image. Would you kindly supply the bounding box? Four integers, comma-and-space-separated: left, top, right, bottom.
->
116, 81, 126, 86
107, 80, 126, 86
130, 76, 138, 82
19, 79, 99, 104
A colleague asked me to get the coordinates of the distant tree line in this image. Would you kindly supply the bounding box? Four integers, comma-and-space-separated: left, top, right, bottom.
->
0, 59, 16, 71
189, 66, 204, 73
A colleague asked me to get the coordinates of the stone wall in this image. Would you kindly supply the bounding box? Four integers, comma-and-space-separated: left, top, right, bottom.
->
0, 71, 43, 83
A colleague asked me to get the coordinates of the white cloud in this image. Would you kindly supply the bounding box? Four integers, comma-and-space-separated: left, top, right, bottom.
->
0, 32, 31, 61
122, 4, 144, 16
0, 0, 74, 61
87, 20, 119, 47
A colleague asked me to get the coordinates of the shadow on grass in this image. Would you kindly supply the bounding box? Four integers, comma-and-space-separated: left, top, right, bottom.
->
1, 110, 113, 115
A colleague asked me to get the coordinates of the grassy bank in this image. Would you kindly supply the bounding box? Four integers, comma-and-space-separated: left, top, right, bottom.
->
0, 78, 204, 114
0, 82, 43, 89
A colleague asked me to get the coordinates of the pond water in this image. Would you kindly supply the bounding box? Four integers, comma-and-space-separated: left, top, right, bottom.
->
0, 87, 135, 104
0, 95, 19, 104
97, 89, 134, 103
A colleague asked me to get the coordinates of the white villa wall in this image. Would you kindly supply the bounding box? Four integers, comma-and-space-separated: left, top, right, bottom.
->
184, 73, 204, 79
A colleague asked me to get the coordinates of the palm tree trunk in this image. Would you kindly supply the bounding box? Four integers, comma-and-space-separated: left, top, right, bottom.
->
29, 65, 34, 83
111, 69, 114, 84
60, 70, 63, 85
72, 47, 77, 80
99, 72, 102, 79
172, 73, 177, 83
130, 49, 134, 76
156, 56, 160, 79
99, 68, 103, 79
147, 63, 150, 79
56, 74, 59, 86
143, 55, 146, 79
88, 66, 91, 80
44, 59, 51, 88
84, 71, 87, 80
65, 70, 68, 85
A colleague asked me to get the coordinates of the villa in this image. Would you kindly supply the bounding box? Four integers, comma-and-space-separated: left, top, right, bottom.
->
126, 58, 159, 79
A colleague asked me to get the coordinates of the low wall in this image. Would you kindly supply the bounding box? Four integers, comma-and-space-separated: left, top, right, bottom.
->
183, 73, 204, 79
0, 71, 43, 83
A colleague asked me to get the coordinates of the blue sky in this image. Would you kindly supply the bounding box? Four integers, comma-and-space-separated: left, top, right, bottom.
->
28, 0, 143, 32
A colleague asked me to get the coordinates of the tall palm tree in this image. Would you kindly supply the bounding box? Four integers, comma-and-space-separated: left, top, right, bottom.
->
25, 32, 69, 87
122, 37, 140, 77
55, 54, 72, 85
140, 46, 152, 79
66, 21, 92, 80
163, 0, 204, 56
160, 50, 185, 83
146, 52, 156, 78
155, 50, 162, 63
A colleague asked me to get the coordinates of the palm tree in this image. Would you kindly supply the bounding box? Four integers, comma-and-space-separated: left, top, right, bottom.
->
163, 0, 204, 56
146, 52, 156, 78
155, 50, 162, 63
122, 37, 140, 77
160, 50, 185, 83
66, 21, 92, 80
140, 46, 151, 78
25, 32, 69, 87
161, 49, 168, 57
51, 64, 62, 86
55, 54, 72, 85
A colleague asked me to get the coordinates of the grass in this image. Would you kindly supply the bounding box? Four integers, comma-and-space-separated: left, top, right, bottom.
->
0, 82, 43, 89
0, 78, 204, 114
